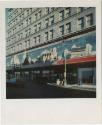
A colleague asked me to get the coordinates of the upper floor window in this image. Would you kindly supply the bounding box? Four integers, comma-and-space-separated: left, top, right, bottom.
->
59, 10, 64, 21
37, 35, 40, 44
30, 8, 32, 13
34, 25, 37, 33
50, 16, 54, 25
13, 28, 15, 34
22, 13, 24, 19
86, 14, 93, 27
51, 7, 55, 11
19, 8, 23, 13
66, 22, 71, 33
27, 39, 30, 48
33, 37, 36, 45
59, 25, 64, 35
65, 7, 71, 17
49, 29, 54, 40
45, 8, 49, 14
38, 22, 41, 31
19, 24, 21, 30
18, 34, 20, 40
28, 28, 31, 35
45, 32, 48, 41
25, 30, 28, 37
27, 9, 30, 15
15, 18, 18, 24
19, 43, 22, 51
38, 11, 41, 19
21, 22, 23, 28
45, 18, 49, 28
78, 17, 84, 30
19, 15, 22, 21
77, 7, 84, 13
35, 13, 38, 21
29, 17, 32, 24
26, 19, 28, 26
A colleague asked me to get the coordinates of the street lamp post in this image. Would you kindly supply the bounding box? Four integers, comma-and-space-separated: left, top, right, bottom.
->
64, 49, 68, 86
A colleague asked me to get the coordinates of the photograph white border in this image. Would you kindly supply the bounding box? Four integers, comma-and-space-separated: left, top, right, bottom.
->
0, 0, 102, 124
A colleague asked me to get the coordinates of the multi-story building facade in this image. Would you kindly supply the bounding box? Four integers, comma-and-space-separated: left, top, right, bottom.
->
6, 7, 96, 86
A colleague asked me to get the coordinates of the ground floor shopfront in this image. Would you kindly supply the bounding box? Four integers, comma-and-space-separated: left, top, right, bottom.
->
7, 61, 96, 87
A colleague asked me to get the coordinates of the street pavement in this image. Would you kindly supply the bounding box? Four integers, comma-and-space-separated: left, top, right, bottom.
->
6, 81, 96, 99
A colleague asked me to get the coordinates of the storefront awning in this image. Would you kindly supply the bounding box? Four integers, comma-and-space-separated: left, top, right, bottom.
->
56, 56, 96, 65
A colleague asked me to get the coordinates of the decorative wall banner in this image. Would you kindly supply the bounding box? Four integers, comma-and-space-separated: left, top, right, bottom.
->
6, 32, 96, 66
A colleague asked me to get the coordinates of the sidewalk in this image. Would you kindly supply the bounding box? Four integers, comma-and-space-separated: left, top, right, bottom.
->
47, 83, 96, 92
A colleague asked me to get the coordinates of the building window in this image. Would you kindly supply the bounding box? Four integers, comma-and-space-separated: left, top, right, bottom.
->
19, 24, 21, 30
50, 16, 54, 25
65, 7, 71, 17
77, 7, 84, 13
25, 29, 28, 37
38, 11, 41, 19
24, 41, 27, 49
17, 44, 19, 52
19, 43, 22, 51
13, 29, 15, 34
14, 36, 16, 42
66, 22, 71, 33
78, 17, 84, 30
19, 15, 22, 21
15, 27, 17, 33
35, 13, 38, 21
27, 39, 30, 48
45, 18, 49, 28
86, 14, 93, 27
33, 37, 36, 45
20, 32, 23, 39
45, 32, 48, 42
22, 13, 24, 19
29, 17, 32, 24
27, 9, 30, 15
34, 25, 37, 33
18, 34, 20, 40
28, 28, 31, 35
59, 10, 64, 20
13, 20, 15, 25
38, 22, 41, 31
45, 8, 49, 14
26, 19, 28, 26
30, 8, 32, 13
49, 29, 54, 40
59, 25, 64, 35
50, 7, 54, 12
21, 22, 23, 28
16, 18, 18, 24
37, 35, 40, 44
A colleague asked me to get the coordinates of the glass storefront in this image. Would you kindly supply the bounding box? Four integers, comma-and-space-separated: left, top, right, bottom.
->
78, 68, 96, 85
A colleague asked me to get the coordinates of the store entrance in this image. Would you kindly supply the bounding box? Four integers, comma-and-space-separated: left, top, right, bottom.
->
78, 68, 96, 85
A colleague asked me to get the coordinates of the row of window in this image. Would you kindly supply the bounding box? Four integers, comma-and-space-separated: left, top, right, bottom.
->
7, 7, 90, 32
7, 8, 92, 39
60, 13, 93, 35
7, 28, 54, 54
8, 8, 35, 23
7, 28, 54, 50
7, 13, 94, 47
7, 14, 54, 38
7, 7, 56, 30
7, 15, 92, 54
